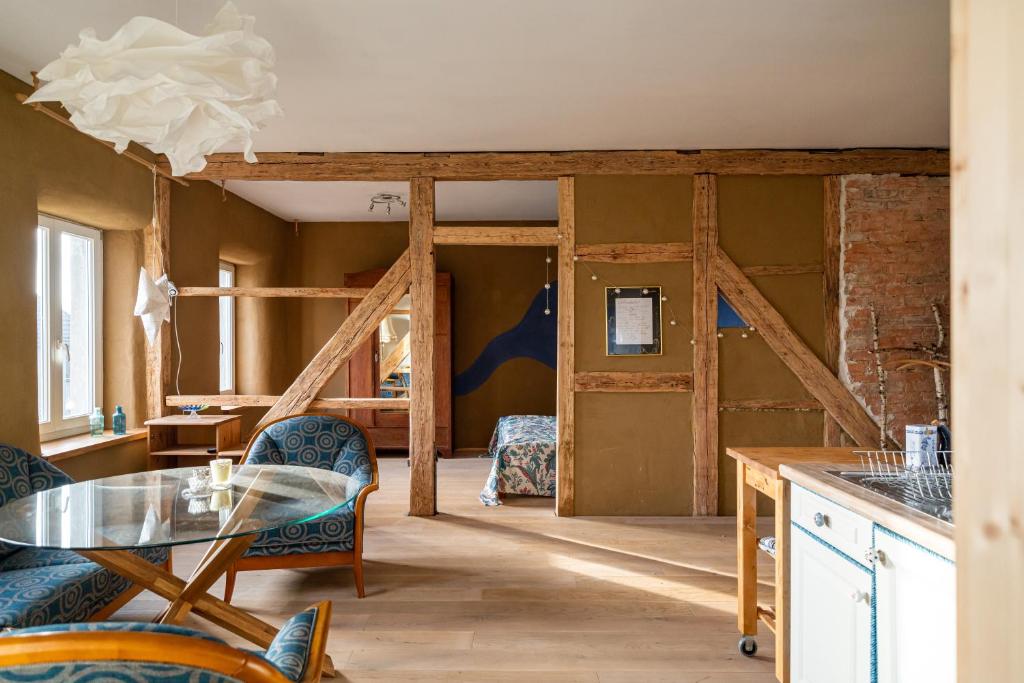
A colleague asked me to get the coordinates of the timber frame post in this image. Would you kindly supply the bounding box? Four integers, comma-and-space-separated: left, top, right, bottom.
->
145, 176, 172, 420
409, 178, 437, 517
556, 177, 576, 517
692, 174, 720, 516
822, 175, 843, 446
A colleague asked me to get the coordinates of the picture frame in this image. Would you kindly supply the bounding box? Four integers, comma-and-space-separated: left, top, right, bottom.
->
605, 286, 663, 356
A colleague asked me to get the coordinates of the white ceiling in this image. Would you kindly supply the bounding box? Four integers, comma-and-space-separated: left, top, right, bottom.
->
0, 0, 950, 221
226, 180, 558, 222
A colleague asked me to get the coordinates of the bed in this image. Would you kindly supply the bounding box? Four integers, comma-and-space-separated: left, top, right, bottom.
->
479, 415, 557, 506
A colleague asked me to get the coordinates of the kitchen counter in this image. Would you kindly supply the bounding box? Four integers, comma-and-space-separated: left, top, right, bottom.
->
780, 462, 954, 560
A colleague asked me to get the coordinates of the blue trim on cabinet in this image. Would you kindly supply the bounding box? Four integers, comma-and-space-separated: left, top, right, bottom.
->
791, 522, 871, 574
873, 523, 955, 565
871, 525, 878, 683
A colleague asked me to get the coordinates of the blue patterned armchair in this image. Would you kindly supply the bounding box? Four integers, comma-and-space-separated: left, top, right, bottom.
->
225, 414, 379, 600
0, 601, 332, 683
0, 444, 169, 628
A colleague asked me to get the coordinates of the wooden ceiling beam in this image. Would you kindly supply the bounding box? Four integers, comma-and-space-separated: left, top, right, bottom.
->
433, 225, 560, 245
164, 148, 950, 181
176, 286, 372, 298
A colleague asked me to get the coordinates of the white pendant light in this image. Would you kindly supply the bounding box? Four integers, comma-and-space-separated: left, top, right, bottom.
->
25, 1, 282, 176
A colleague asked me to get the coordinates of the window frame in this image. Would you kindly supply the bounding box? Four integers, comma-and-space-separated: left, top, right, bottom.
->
37, 214, 104, 441
218, 260, 236, 394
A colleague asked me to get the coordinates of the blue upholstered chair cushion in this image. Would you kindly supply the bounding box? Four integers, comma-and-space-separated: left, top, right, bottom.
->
0, 662, 242, 682
0, 624, 238, 681
0, 443, 170, 629
0, 445, 74, 562
0, 545, 169, 629
2, 605, 324, 683
262, 605, 321, 681
244, 416, 372, 557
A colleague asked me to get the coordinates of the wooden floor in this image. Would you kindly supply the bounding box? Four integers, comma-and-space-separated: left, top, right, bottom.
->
120, 457, 777, 682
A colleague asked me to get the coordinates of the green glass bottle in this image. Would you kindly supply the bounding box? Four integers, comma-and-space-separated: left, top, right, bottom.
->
89, 407, 104, 437
112, 405, 127, 436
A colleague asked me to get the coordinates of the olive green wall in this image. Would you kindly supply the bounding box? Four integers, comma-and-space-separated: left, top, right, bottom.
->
290, 222, 557, 450
0, 70, 290, 462
573, 176, 694, 515
717, 176, 826, 515
573, 175, 828, 515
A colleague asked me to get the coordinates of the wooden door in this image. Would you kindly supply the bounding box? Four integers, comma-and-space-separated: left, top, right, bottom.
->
874, 527, 955, 683
346, 269, 452, 457
790, 524, 872, 683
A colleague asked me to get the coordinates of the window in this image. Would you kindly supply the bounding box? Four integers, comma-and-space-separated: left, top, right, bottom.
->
36, 215, 103, 439
218, 261, 235, 393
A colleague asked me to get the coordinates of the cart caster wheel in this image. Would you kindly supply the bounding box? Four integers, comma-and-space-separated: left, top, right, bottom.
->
738, 636, 757, 657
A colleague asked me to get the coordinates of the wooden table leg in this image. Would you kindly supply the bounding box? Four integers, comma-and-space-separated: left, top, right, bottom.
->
774, 477, 790, 683
78, 547, 338, 677
737, 463, 758, 638
158, 534, 255, 625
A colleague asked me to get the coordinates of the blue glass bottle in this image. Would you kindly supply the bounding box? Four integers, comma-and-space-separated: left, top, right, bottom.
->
89, 407, 104, 437
112, 405, 127, 436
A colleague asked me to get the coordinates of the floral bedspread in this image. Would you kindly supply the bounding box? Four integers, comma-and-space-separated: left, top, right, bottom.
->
480, 415, 557, 506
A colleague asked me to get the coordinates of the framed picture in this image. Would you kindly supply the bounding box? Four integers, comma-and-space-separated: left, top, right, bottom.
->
605, 286, 663, 356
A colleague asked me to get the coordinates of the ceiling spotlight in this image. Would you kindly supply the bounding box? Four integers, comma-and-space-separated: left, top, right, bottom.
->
368, 192, 407, 215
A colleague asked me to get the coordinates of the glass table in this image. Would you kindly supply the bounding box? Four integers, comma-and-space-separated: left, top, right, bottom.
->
0, 464, 358, 672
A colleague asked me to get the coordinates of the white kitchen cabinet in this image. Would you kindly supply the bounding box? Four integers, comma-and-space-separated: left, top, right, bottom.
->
790, 524, 873, 683
874, 527, 956, 683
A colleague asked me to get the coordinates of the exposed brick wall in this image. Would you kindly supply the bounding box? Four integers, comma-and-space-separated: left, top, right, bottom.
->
839, 174, 951, 446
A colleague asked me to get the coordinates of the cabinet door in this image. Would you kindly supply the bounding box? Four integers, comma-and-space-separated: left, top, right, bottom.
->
875, 528, 956, 683
790, 524, 872, 683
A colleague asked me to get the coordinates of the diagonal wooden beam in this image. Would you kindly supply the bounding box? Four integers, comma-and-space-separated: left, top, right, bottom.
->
256, 251, 411, 428
714, 248, 879, 446
692, 174, 720, 516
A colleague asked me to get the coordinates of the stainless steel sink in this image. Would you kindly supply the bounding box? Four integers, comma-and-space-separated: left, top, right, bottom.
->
827, 470, 953, 524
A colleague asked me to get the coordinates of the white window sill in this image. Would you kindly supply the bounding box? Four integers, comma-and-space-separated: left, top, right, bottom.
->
40, 429, 146, 463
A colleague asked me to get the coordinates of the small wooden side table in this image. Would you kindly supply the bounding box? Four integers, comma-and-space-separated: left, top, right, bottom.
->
146, 414, 245, 470
725, 446, 862, 683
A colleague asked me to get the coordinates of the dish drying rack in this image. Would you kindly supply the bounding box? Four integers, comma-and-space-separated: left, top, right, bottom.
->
852, 450, 953, 505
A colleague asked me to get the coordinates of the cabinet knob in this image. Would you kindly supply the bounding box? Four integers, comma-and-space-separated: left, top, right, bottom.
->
850, 590, 871, 604
864, 548, 887, 565
813, 512, 828, 528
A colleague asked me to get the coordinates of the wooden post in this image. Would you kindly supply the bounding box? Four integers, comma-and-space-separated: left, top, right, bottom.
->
774, 476, 791, 682
736, 464, 757, 638
556, 176, 576, 517
409, 178, 436, 517
255, 252, 411, 428
951, 1, 1024, 679
822, 175, 843, 446
692, 174, 719, 516
145, 176, 171, 420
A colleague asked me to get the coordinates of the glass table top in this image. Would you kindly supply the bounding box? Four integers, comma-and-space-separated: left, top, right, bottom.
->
0, 465, 360, 551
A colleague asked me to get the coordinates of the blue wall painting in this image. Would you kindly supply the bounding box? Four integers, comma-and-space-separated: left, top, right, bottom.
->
454, 282, 558, 396
453, 283, 749, 397
718, 293, 748, 328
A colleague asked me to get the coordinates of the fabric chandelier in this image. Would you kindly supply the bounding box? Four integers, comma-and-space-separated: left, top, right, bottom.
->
25, 1, 282, 176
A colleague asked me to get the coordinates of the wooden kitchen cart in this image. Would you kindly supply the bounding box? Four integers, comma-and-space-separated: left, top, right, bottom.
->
726, 446, 863, 683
